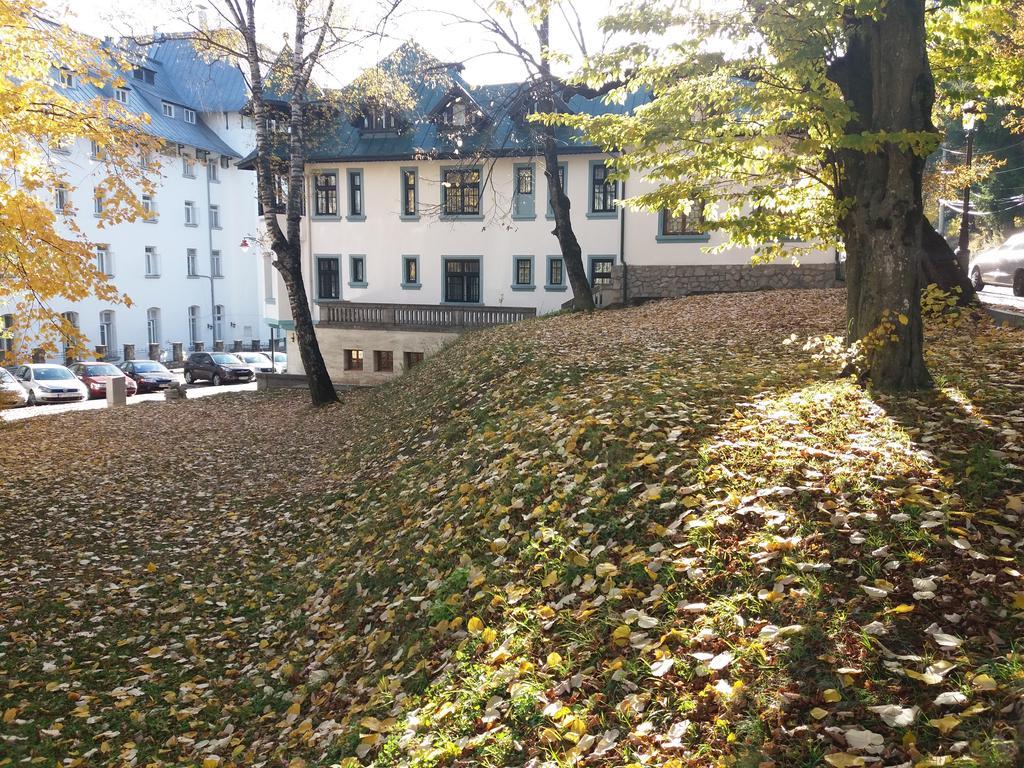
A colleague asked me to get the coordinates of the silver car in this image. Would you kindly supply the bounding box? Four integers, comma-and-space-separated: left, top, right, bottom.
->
969, 232, 1024, 296
234, 351, 275, 374
6, 363, 89, 405
0, 367, 28, 408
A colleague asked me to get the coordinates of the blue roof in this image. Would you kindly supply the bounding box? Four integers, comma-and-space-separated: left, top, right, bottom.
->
57, 36, 246, 157
147, 38, 250, 112
304, 42, 649, 163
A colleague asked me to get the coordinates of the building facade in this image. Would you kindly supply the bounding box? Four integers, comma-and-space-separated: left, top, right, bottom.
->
276, 44, 839, 385
1, 35, 273, 364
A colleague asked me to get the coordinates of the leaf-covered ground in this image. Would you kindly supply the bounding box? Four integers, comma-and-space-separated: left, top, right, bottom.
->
1, 289, 1022, 768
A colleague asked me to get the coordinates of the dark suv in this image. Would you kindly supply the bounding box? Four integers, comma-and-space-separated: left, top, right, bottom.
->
183, 352, 255, 386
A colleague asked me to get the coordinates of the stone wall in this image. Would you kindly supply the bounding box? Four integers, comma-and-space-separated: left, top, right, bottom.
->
614, 262, 841, 300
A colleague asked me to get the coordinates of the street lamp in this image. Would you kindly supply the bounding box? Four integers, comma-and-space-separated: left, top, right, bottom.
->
956, 101, 981, 274
239, 235, 278, 364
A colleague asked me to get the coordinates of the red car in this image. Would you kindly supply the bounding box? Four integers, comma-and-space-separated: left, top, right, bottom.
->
68, 361, 138, 399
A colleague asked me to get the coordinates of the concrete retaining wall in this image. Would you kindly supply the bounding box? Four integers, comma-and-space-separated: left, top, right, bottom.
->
313, 327, 460, 385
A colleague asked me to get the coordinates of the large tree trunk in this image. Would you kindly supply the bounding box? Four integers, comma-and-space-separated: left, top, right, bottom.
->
228, 0, 338, 407
921, 217, 976, 304
283, 2, 338, 406
276, 244, 338, 406
537, 14, 594, 311
542, 138, 594, 309
828, 0, 934, 390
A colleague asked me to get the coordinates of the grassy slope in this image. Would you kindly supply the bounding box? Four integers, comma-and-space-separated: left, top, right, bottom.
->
1, 289, 1022, 768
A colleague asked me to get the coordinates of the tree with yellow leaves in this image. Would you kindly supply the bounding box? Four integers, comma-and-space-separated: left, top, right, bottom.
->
0, 0, 159, 362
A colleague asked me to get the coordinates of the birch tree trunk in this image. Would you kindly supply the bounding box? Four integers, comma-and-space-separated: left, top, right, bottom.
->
537, 13, 594, 310
235, 0, 338, 406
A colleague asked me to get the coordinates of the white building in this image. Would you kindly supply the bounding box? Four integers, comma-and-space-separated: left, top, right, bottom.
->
267, 44, 840, 385
3, 35, 273, 364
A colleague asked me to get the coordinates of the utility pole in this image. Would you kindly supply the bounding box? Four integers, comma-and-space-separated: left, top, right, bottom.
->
937, 145, 947, 236
956, 102, 979, 275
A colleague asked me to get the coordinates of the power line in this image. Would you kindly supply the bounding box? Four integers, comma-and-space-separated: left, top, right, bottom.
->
940, 137, 1024, 157
992, 162, 1024, 175
940, 196, 1024, 216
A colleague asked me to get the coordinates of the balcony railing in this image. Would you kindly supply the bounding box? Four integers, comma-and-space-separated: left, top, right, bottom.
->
317, 301, 536, 331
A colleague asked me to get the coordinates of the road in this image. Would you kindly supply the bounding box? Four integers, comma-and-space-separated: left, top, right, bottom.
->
1, 380, 257, 422
977, 284, 1024, 312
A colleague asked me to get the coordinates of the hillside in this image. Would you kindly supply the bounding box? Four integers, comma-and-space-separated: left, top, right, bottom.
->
1, 289, 1022, 768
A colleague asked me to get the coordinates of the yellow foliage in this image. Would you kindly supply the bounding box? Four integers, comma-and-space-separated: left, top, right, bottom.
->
0, 1, 159, 361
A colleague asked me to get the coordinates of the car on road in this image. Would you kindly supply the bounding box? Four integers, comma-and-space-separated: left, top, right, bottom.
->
68, 361, 138, 399
233, 351, 275, 374
969, 232, 1024, 296
6, 363, 88, 405
183, 351, 255, 386
0, 367, 28, 408
118, 360, 177, 393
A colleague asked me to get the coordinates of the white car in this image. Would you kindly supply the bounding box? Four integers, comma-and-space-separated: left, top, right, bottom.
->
0, 367, 28, 408
234, 351, 275, 374
270, 351, 287, 374
969, 232, 1024, 296
6, 363, 89, 405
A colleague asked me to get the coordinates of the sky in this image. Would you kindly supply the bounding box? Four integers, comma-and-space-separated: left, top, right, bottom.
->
45, 0, 618, 88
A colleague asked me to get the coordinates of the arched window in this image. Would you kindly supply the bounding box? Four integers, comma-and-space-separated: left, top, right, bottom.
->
213, 304, 225, 342
188, 305, 200, 347
98, 310, 116, 353
146, 308, 161, 346
61, 311, 79, 358
0, 314, 15, 360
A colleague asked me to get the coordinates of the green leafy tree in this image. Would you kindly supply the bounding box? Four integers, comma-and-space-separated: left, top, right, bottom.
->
556, 0, 973, 390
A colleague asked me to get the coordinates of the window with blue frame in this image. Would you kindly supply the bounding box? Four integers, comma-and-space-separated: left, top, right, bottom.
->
590, 257, 614, 287
443, 168, 481, 216
445, 259, 480, 302
348, 170, 363, 217
590, 163, 617, 214
401, 168, 417, 217
548, 257, 564, 287
513, 256, 533, 287
402, 256, 419, 286
662, 201, 705, 236
349, 255, 366, 286
513, 164, 535, 218
317, 257, 340, 299
314, 172, 338, 216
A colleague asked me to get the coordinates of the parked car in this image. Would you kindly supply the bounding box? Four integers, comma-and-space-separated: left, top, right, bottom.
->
6, 363, 88, 405
183, 352, 255, 385
0, 366, 28, 408
234, 351, 275, 374
118, 360, 177, 393
68, 361, 138, 399
270, 351, 287, 373
969, 232, 1024, 296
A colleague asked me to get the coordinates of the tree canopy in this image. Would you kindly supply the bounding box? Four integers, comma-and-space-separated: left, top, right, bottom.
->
553, 0, 971, 389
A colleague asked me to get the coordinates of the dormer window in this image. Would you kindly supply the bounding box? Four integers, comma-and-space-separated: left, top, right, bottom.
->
114, 87, 128, 104
184, 108, 196, 125
59, 70, 74, 88
439, 101, 470, 127
133, 66, 155, 85
162, 102, 174, 118
361, 108, 398, 133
